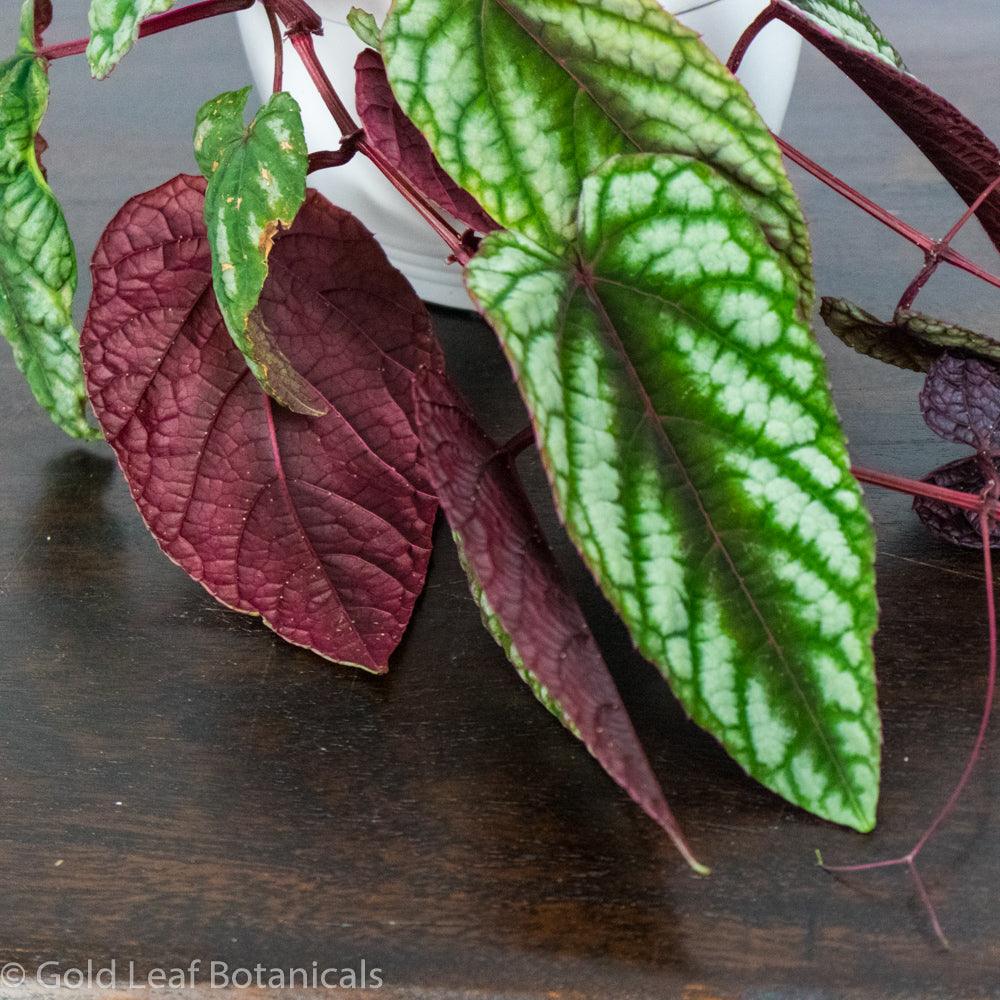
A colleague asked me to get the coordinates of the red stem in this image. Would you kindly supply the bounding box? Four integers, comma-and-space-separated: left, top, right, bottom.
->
821, 507, 998, 949
776, 136, 1000, 295
896, 172, 1000, 311
850, 465, 985, 513
726, 2, 777, 73
285, 29, 472, 264
265, 3, 285, 95
37, 0, 255, 61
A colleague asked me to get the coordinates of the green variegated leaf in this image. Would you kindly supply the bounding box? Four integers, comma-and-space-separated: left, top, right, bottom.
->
87, 0, 174, 79
467, 153, 880, 831
194, 87, 326, 415
382, 0, 813, 313
347, 7, 381, 49
821, 297, 1000, 372
0, 2, 95, 439
777, 0, 906, 70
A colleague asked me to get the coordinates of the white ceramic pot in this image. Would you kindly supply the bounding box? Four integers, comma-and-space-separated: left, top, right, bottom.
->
237, 1, 801, 308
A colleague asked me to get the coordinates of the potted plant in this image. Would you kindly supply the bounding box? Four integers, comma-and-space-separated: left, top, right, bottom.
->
6, 0, 1000, 949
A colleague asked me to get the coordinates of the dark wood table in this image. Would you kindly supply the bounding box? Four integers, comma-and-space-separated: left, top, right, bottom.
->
3, 2, 1000, 997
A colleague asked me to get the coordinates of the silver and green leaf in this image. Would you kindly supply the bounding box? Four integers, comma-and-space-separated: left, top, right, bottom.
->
194, 87, 326, 415
382, 0, 814, 314
0, 1, 96, 439
87, 0, 175, 79
777, 0, 906, 70
467, 154, 880, 831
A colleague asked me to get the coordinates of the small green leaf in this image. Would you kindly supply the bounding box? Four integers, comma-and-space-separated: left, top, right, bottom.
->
347, 7, 381, 50
777, 0, 906, 70
87, 0, 174, 79
821, 297, 1000, 372
383, 0, 813, 313
0, 2, 95, 439
194, 87, 326, 415
467, 154, 880, 831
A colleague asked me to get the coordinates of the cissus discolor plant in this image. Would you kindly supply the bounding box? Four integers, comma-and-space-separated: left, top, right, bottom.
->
5, 0, 1000, 946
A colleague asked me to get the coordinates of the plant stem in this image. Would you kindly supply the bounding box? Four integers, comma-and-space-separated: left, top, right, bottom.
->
726, 2, 776, 73
284, 28, 473, 264
776, 136, 1000, 294
37, 0, 255, 61
896, 173, 1000, 311
850, 465, 985, 513
496, 425, 536, 460
821, 506, 998, 949
265, 4, 284, 95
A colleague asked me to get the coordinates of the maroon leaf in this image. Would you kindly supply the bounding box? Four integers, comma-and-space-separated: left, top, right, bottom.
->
354, 48, 498, 235
81, 174, 441, 672
913, 456, 1000, 549
775, 2, 1000, 253
413, 369, 706, 873
920, 353, 1000, 451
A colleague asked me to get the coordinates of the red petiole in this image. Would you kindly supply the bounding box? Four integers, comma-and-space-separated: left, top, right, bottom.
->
37, 0, 255, 61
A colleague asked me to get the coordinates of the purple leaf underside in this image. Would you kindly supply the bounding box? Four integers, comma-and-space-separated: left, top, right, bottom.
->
414, 369, 704, 871
354, 48, 498, 234
914, 456, 1000, 549
777, 2, 1000, 252
81, 174, 442, 672
920, 353, 1000, 451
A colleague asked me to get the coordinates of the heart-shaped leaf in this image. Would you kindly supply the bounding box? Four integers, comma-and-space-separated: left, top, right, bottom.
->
467, 153, 880, 831
0, 1, 96, 439
777, 0, 905, 69
194, 87, 325, 416
87, 0, 174, 79
913, 456, 1000, 550
354, 49, 497, 234
821, 299, 1000, 373
382, 0, 813, 311
414, 368, 707, 872
920, 353, 1000, 451
81, 175, 441, 671
774, 1, 1000, 256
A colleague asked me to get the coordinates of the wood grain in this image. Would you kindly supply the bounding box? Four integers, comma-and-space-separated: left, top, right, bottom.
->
2, 2, 1000, 997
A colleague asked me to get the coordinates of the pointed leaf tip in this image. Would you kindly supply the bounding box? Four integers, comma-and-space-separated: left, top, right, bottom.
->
414, 367, 707, 872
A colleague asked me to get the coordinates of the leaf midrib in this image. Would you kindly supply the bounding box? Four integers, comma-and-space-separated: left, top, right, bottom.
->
575, 270, 865, 822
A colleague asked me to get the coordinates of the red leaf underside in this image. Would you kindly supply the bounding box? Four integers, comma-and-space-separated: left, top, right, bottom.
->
414, 370, 704, 872
777, 2, 1000, 253
81, 174, 441, 672
354, 48, 498, 235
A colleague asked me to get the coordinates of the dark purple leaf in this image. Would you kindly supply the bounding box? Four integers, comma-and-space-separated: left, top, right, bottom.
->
776, 2, 1000, 253
413, 369, 706, 873
913, 456, 1000, 549
354, 48, 498, 235
920, 353, 1000, 451
81, 174, 441, 672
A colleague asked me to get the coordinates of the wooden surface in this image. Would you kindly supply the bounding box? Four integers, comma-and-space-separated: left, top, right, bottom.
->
3, 3, 1000, 997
